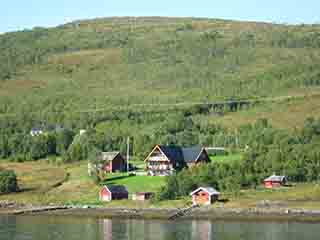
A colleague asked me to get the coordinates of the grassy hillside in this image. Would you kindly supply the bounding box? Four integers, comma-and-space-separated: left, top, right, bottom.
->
0, 17, 320, 122
0, 161, 165, 205
210, 92, 320, 130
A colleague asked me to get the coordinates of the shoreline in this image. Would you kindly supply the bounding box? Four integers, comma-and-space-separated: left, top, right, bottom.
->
2, 205, 320, 222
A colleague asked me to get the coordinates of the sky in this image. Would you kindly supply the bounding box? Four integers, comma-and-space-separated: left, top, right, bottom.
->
1, 0, 319, 33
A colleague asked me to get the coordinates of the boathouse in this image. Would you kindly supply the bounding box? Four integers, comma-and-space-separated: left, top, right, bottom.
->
190, 187, 220, 206
99, 185, 129, 202
263, 174, 287, 189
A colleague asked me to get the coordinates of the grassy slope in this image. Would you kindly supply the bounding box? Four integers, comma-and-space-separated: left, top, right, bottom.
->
0, 161, 67, 204
1, 17, 320, 128
208, 93, 320, 130
0, 161, 165, 206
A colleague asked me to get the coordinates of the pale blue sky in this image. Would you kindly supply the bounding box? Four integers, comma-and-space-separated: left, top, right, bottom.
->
1, 0, 319, 33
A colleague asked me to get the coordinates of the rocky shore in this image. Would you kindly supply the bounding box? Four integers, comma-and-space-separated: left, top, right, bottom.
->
2, 200, 320, 222
1, 206, 320, 222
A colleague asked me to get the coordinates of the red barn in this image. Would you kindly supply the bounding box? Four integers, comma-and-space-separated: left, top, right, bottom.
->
263, 175, 287, 189
100, 152, 127, 173
190, 187, 220, 206
99, 185, 129, 202
132, 192, 153, 201
89, 152, 127, 176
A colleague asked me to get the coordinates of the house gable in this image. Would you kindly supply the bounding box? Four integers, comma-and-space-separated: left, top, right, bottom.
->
194, 148, 210, 163
144, 145, 170, 163
190, 187, 220, 205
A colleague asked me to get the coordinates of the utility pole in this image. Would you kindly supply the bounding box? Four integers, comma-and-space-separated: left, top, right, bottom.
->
127, 136, 130, 174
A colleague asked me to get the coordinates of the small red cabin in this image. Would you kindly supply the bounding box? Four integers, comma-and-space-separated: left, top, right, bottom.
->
263, 175, 287, 189
89, 152, 127, 176
190, 187, 220, 206
99, 185, 129, 202
100, 152, 126, 173
132, 192, 153, 201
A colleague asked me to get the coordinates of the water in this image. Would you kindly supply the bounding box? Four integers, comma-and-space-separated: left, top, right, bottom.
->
1, 215, 320, 240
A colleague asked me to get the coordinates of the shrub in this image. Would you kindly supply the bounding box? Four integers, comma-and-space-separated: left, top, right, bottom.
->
0, 170, 19, 193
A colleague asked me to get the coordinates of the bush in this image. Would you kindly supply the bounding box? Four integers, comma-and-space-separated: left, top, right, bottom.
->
0, 170, 19, 193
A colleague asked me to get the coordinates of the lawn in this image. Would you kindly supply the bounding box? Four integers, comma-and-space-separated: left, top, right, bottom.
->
102, 174, 165, 193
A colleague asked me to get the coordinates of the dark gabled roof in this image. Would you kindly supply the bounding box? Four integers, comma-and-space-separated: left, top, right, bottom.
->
157, 145, 206, 164
104, 185, 128, 193
158, 145, 184, 163
100, 152, 122, 162
182, 146, 204, 163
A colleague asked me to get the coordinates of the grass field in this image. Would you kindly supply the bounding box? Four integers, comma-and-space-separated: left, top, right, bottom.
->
103, 174, 165, 193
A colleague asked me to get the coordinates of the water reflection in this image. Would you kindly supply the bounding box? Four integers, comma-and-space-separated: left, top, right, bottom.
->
99, 218, 320, 240
1, 216, 320, 240
100, 218, 215, 240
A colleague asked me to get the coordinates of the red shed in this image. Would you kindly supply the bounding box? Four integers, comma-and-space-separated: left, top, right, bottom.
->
99, 185, 129, 202
132, 192, 153, 201
88, 152, 127, 176
263, 175, 287, 189
100, 152, 126, 173
190, 187, 220, 206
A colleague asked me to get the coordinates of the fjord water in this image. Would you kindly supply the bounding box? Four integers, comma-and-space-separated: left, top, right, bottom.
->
1, 216, 320, 240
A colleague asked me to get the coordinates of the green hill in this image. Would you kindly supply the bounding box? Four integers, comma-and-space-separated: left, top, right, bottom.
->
1, 17, 320, 117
